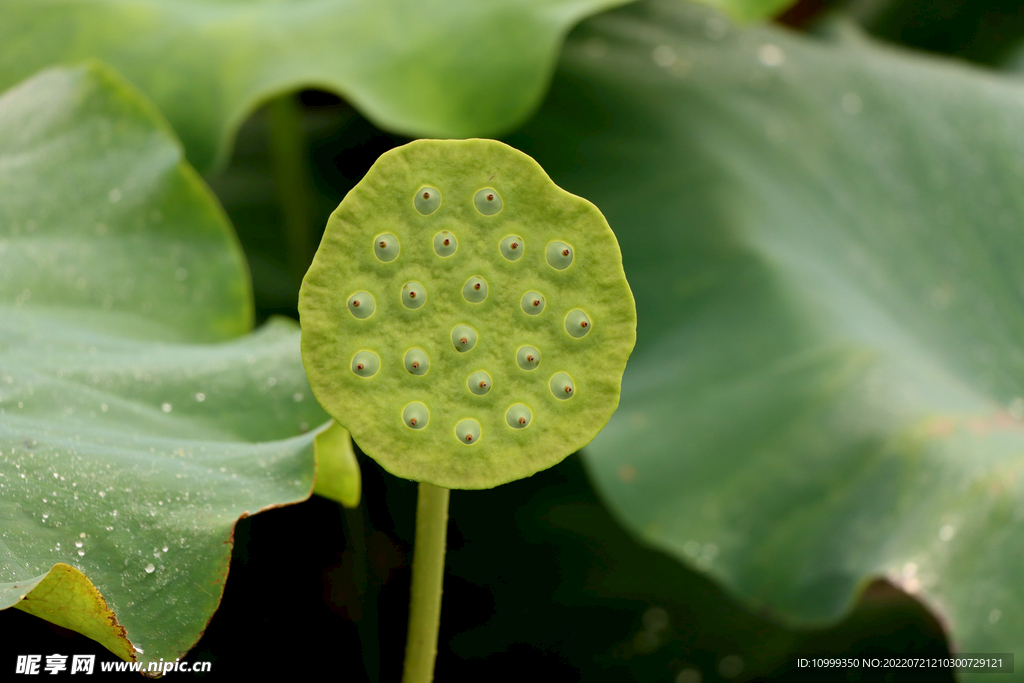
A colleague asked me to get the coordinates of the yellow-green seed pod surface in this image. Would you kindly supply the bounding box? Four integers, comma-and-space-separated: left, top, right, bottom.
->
299, 139, 636, 489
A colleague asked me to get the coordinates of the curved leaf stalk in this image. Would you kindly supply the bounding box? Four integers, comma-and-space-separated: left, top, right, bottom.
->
267, 92, 315, 285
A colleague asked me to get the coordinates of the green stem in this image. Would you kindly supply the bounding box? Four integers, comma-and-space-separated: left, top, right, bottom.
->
402, 483, 450, 683
266, 92, 314, 286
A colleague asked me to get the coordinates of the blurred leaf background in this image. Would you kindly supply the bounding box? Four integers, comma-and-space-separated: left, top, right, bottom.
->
4, 0, 1024, 680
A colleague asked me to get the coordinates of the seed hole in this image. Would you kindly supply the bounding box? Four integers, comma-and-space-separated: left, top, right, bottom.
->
455, 419, 481, 445
521, 291, 545, 316
506, 404, 532, 429
565, 310, 591, 338
500, 235, 524, 261
468, 371, 492, 396
402, 281, 427, 309
549, 372, 575, 400
433, 230, 457, 257
404, 348, 430, 376
347, 292, 375, 319
463, 276, 488, 303
546, 241, 573, 270
374, 233, 400, 262
474, 188, 502, 216
403, 403, 429, 429
414, 187, 441, 215
351, 351, 380, 378
516, 346, 541, 370
451, 325, 478, 353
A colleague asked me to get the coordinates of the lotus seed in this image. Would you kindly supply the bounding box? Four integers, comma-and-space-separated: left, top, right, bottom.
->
404, 348, 430, 376
474, 188, 502, 215
451, 325, 478, 353
516, 345, 541, 370
374, 233, 400, 262
347, 292, 375, 319
565, 309, 591, 338
546, 241, 573, 270
521, 291, 545, 316
549, 372, 575, 400
433, 230, 457, 257
351, 351, 380, 378
505, 404, 532, 429
402, 281, 427, 309
455, 419, 481, 444
463, 276, 488, 303
468, 371, 492, 396
414, 187, 441, 215
403, 403, 429, 429
500, 235, 524, 261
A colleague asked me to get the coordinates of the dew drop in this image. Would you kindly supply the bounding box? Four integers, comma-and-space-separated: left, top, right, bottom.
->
351, 351, 380, 378
468, 371, 492, 396
652, 45, 677, 68
161, 403, 172, 413
516, 346, 541, 370
144, 563, 155, 574
549, 373, 575, 400
451, 325, 478, 353
757, 43, 785, 67
414, 186, 441, 215
455, 419, 481, 444
474, 188, 502, 215
347, 291, 376, 319
521, 291, 545, 316
506, 404, 532, 429
402, 281, 426, 309
433, 231, 457, 257
565, 310, 591, 338
546, 241, 573, 270
463, 276, 488, 303
374, 233, 400, 262
403, 403, 429, 429
500, 235, 524, 261
404, 348, 430, 376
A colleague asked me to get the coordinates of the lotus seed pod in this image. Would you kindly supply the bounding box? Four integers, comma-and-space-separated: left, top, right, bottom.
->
565, 309, 591, 338
546, 241, 573, 270
451, 324, 478, 353
500, 235, 524, 261
455, 419, 481, 444
402, 281, 427, 309
521, 291, 545, 316
468, 371, 492, 396
300, 139, 637, 489
374, 233, 400, 262
433, 230, 457, 257
405, 348, 430, 376
404, 403, 429, 429
463, 276, 488, 303
474, 188, 502, 215
415, 187, 441, 215
549, 372, 575, 400
506, 404, 532, 429
516, 345, 541, 370
347, 291, 375, 319
351, 351, 380, 378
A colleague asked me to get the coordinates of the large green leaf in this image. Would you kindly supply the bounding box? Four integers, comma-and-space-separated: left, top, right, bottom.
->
693, 0, 796, 22
508, 0, 1024, 672
0, 63, 357, 666
0, 0, 632, 171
